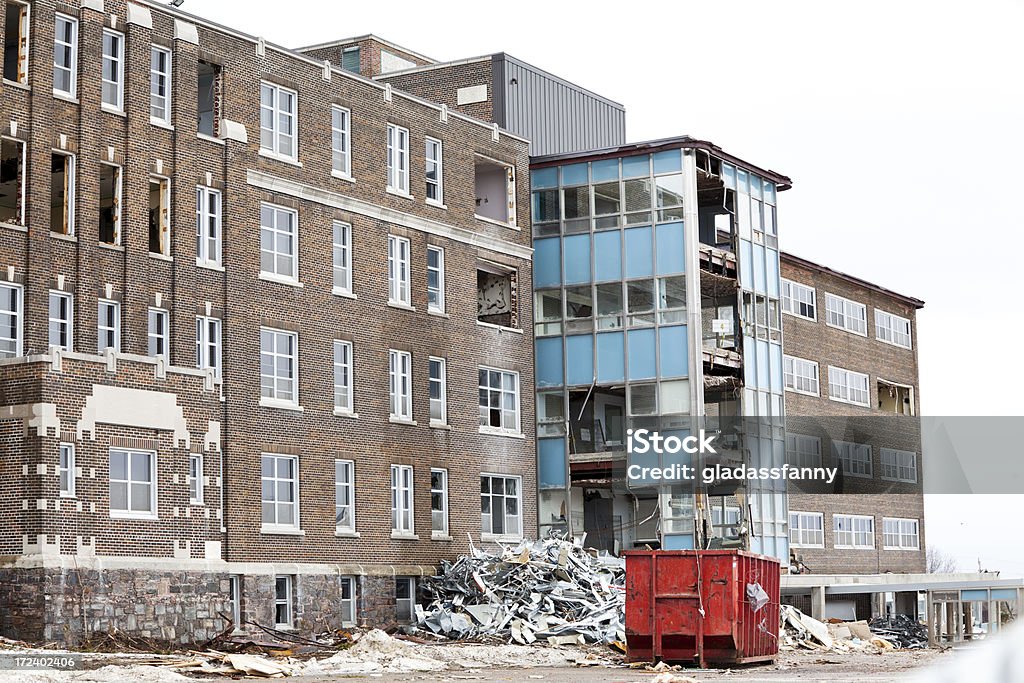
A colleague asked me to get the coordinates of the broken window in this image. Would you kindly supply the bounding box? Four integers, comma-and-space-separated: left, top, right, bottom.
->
98, 164, 122, 245
0, 137, 24, 225
149, 178, 170, 255
569, 386, 626, 454
197, 61, 222, 137
878, 379, 915, 415
626, 279, 655, 327
534, 290, 562, 337
474, 156, 515, 225
596, 282, 623, 330
3, 1, 28, 84
477, 263, 518, 328
536, 390, 565, 437
658, 276, 686, 323
564, 285, 593, 333
50, 152, 75, 235
478, 367, 520, 433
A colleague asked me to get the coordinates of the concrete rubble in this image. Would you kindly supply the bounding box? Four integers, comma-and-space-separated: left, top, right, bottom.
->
413, 537, 626, 646
780, 604, 903, 654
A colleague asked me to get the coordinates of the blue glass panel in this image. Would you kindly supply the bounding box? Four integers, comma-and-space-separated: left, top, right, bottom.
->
739, 239, 753, 289
753, 242, 766, 294
538, 437, 567, 489
655, 222, 685, 275
593, 230, 622, 281
622, 154, 650, 178
560, 162, 588, 187
627, 328, 656, 379
766, 248, 779, 298
756, 339, 769, 389
563, 234, 592, 285
652, 149, 682, 174
659, 326, 688, 378
565, 335, 594, 386
721, 163, 736, 189
962, 589, 989, 601
596, 332, 625, 383
992, 589, 1017, 600
770, 342, 783, 394
743, 336, 755, 387
663, 534, 695, 550
624, 226, 653, 279
531, 167, 557, 190
591, 158, 619, 182
534, 238, 561, 288
536, 337, 564, 388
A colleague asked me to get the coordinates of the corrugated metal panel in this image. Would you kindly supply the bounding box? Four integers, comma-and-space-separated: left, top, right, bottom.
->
498, 55, 625, 157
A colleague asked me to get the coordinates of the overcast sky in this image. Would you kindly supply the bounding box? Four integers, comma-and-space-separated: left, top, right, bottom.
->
190, 0, 1024, 574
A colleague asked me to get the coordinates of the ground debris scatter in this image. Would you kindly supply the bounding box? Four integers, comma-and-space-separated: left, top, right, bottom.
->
779, 604, 919, 654
413, 536, 626, 646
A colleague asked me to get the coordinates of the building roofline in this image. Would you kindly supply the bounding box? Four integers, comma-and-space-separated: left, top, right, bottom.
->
372, 55, 495, 80
530, 135, 793, 189
295, 34, 437, 64
781, 251, 925, 308
496, 54, 626, 110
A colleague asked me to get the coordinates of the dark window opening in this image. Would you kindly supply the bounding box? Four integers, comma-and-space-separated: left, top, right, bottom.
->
98, 165, 121, 244
197, 61, 222, 137
3, 2, 28, 84
341, 46, 360, 74
148, 179, 169, 254
569, 386, 626, 455
0, 138, 24, 224
50, 153, 74, 235
477, 266, 517, 328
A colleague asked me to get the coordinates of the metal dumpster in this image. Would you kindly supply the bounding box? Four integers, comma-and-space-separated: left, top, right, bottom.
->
623, 550, 780, 667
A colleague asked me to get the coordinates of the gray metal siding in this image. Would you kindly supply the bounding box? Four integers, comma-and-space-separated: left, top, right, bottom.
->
495, 55, 626, 157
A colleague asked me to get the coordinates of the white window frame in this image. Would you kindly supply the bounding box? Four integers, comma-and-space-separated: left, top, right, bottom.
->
0, 137, 26, 226
390, 464, 414, 535
331, 106, 351, 178
425, 136, 443, 205
108, 448, 157, 519
428, 357, 446, 426
427, 245, 445, 313
825, 293, 867, 336
880, 448, 918, 483
333, 340, 354, 415
147, 307, 169, 359
789, 511, 824, 548
883, 517, 920, 551
195, 315, 222, 379
332, 221, 352, 295
781, 278, 816, 321
875, 309, 912, 349
783, 355, 819, 396
59, 443, 76, 498
261, 453, 300, 532
259, 81, 298, 160
0, 283, 22, 358
97, 299, 120, 353
834, 440, 872, 478
388, 349, 413, 421
101, 29, 125, 111
260, 203, 299, 283
228, 576, 242, 628
52, 14, 78, 98
785, 432, 822, 468
828, 365, 870, 407
98, 162, 122, 245
478, 367, 521, 435
149, 176, 171, 256
480, 473, 523, 540
4, 0, 29, 85
340, 577, 357, 625
188, 453, 203, 504
430, 468, 448, 537
334, 459, 355, 533
834, 514, 875, 550
150, 44, 172, 124
274, 575, 293, 628
386, 123, 410, 195
195, 186, 222, 267
51, 152, 76, 236
395, 577, 415, 622
387, 234, 411, 306
260, 327, 299, 407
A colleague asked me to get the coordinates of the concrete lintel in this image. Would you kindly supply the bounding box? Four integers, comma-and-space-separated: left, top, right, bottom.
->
219, 119, 248, 144
173, 19, 199, 45
80, 0, 104, 13
126, 4, 152, 29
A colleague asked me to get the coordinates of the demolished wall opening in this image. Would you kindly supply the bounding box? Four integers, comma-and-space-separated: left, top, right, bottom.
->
148, 178, 170, 255
3, 1, 28, 84
477, 262, 517, 328
50, 152, 75, 235
569, 386, 626, 454
198, 61, 222, 137
475, 156, 514, 225
98, 164, 121, 244
0, 137, 24, 224
878, 379, 914, 416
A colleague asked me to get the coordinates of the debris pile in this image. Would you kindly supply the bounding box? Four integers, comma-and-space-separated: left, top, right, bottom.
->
415, 537, 626, 645
780, 605, 899, 654
869, 615, 929, 649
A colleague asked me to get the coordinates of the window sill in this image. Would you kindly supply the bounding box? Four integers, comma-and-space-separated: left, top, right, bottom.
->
189, 500, 204, 507
432, 532, 452, 541
389, 416, 418, 426
834, 545, 874, 551
876, 337, 913, 351
481, 533, 523, 544
98, 242, 125, 252
259, 273, 304, 288
3, 78, 29, 91
386, 187, 414, 200
390, 531, 419, 540
426, 199, 447, 210
784, 387, 819, 398
387, 301, 416, 312
332, 287, 356, 299
260, 398, 304, 412
101, 104, 126, 117
827, 396, 870, 409
824, 321, 868, 338
789, 544, 824, 550
430, 421, 451, 430
331, 170, 355, 183
148, 252, 173, 262
782, 311, 816, 323
259, 148, 303, 167
476, 320, 523, 334
478, 426, 524, 439
261, 525, 305, 536
197, 133, 226, 146
475, 214, 518, 230
150, 118, 173, 131
335, 529, 361, 538
0, 222, 27, 233
196, 260, 225, 272
53, 91, 79, 104
427, 308, 448, 318
333, 408, 359, 419
110, 512, 159, 521
49, 232, 78, 243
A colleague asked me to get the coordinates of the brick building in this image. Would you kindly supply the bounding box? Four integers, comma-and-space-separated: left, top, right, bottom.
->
0, 0, 534, 645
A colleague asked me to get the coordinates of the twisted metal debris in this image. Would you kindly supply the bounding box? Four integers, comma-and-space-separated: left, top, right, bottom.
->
415, 537, 626, 645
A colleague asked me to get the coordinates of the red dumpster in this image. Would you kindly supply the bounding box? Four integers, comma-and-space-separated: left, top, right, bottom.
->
623, 550, 780, 667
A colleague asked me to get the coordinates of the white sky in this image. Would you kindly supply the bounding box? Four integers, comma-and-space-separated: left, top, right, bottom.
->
189, 0, 1024, 574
